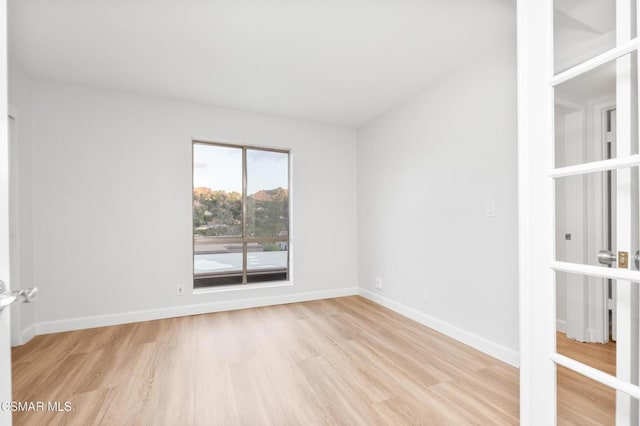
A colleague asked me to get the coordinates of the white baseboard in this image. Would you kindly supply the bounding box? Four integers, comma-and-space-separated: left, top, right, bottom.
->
358, 288, 520, 368
587, 328, 600, 343
21, 323, 36, 344
34, 287, 359, 336
556, 320, 603, 343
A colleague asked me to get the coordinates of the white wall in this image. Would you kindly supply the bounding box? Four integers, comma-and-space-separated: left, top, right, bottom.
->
28, 80, 358, 328
356, 42, 519, 364
8, 61, 35, 344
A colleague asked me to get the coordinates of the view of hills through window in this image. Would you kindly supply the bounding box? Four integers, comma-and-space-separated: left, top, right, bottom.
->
193, 142, 289, 286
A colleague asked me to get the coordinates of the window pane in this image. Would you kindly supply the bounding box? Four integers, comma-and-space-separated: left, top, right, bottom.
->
554, 52, 638, 168
247, 242, 289, 283
555, 169, 607, 267
556, 270, 617, 372
246, 149, 289, 238
557, 364, 615, 425
193, 143, 243, 242
193, 242, 244, 286
246, 242, 288, 274
554, 0, 616, 74
555, 271, 637, 425
194, 244, 243, 275
192, 142, 291, 288
555, 167, 639, 267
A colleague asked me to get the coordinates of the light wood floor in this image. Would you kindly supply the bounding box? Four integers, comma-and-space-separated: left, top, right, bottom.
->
557, 332, 616, 425
10, 296, 616, 425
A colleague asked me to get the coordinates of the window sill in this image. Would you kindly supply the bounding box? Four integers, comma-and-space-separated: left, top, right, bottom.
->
192, 280, 293, 295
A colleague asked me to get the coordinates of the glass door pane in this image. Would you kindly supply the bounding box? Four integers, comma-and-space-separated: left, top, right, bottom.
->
554, 0, 616, 74
554, 53, 638, 168
553, 36, 640, 423
557, 364, 616, 424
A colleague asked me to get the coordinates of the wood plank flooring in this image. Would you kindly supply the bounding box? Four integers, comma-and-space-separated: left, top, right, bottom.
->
557, 332, 616, 425
9, 296, 616, 425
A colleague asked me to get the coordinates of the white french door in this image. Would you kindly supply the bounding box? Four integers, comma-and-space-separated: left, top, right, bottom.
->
519, 0, 640, 424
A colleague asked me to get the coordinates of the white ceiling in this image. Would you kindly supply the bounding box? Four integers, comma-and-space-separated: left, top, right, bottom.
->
9, 0, 515, 127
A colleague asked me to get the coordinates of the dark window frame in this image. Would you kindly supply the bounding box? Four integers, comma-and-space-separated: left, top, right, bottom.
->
192, 140, 291, 288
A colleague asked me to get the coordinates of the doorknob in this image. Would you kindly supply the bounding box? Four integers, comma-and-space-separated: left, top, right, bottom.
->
0, 280, 38, 313
635, 250, 640, 270
598, 250, 617, 266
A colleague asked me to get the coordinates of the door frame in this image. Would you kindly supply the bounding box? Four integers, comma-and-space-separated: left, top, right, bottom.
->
592, 101, 616, 344
518, 0, 640, 424
0, 0, 12, 422
517, 1, 557, 420
553, 97, 589, 342
8, 106, 21, 347
599, 104, 617, 343
553, 98, 615, 345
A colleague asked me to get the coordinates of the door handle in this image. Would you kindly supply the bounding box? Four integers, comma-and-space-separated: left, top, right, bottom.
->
598, 250, 617, 266
0, 280, 38, 313
635, 250, 640, 270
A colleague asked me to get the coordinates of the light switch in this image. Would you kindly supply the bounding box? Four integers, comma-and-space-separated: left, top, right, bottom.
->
485, 201, 496, 217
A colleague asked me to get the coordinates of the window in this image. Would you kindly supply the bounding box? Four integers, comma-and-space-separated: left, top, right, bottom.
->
192, 141, 290, 288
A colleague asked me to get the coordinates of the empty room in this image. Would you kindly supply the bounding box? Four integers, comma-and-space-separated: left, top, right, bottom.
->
1, 0, 640, 424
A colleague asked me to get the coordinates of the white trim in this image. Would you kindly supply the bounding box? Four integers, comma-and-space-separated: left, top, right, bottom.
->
33, 287, 358, 336
590, 100, 616, 344
358, 289, 519, 368
556, 323, 602, 344
0, 0, 10, 419
517, 0, 556, 423
552, 261, 640, 282
587, 328, 601, 343
191, 135, 293, 154
193, 281, 292, 294
552, 353, 640, 400
550, 37, 640, 86
549, 154, 640, 178
8, 112, 20, 350
613, 2, 637, 420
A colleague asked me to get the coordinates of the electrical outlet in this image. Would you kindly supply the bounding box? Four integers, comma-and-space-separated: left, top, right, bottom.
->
177, 284, 184, 296
375, 277, 383, 290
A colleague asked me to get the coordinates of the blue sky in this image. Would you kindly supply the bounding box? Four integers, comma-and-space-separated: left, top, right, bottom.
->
193, 144, 288, 194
